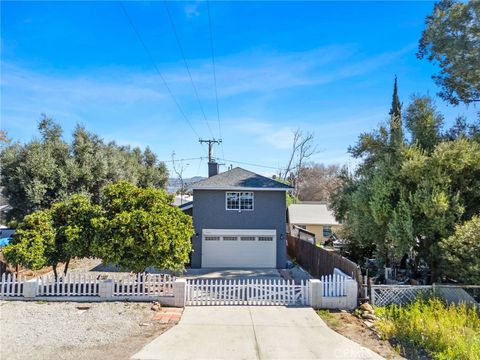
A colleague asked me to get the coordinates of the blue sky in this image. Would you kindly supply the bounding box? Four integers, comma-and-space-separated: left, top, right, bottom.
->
1, 1, 477, 178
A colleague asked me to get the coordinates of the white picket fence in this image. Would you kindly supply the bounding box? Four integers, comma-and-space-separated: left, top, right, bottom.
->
113, 273, 174, 296
0, 273, 25, 297
320, 274, 347, 297
186, 279, 309, 306
1, 271, 175, 299
38, 273, 101, 296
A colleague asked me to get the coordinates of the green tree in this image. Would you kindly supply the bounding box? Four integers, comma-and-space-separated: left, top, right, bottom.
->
405, 95, 444, 153
3, 194, 101, 278
0, 117, 169, 222
439, 216, 480, 284
91, 182, 193, 273
3, 210, 55, 272
418, 0, 480, 105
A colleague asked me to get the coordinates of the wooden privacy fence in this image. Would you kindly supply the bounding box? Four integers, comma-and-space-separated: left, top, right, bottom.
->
287, 235, 363, 294
186, 278, 309, 306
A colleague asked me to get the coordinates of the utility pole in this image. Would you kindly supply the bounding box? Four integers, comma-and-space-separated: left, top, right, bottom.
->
199, 138, 222, 162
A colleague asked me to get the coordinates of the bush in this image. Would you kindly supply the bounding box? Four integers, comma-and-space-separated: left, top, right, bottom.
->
375, 298, 480, 359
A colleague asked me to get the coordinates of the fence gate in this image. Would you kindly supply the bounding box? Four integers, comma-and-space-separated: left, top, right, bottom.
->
186, 278, 309, 306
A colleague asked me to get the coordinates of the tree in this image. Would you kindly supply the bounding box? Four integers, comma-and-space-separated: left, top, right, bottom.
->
3, 210, 55, 273
296, 163, 341, 202
280, 129, 319, 198
0, 117, 169, 222
3, 194, 100, 279
418, 0, 480, 105
405, 95, 444, 153
91, 182, 193, 273
331, 79, 480, 282
439, 216, 480, 284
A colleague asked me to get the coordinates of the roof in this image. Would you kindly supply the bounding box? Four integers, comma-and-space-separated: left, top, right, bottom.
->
191, 167, 293, 191
288, 203, 340, 225
178, 201, 193, 211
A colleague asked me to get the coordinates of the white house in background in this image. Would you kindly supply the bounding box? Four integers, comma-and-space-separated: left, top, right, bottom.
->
287, 202, 341, 245
173, 194, 193, 206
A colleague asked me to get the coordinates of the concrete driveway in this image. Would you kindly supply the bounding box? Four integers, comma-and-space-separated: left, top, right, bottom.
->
132, 306, 384, 360
183, 268, 282, 280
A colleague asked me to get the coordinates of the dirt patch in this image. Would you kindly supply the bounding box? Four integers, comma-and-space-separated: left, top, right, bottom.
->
317, 310, 404, 360
0, 301, 176, 360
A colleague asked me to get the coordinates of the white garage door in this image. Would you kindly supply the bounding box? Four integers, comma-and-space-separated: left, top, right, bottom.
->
201, 229, 276, 268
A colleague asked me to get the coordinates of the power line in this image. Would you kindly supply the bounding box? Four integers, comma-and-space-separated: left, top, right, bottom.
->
119, 1, 202, 142
218, 158, 286, 171
163, 1, 215, 139
206, 0, 225, 160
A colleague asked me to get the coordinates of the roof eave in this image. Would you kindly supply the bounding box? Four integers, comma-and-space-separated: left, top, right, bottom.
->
192, 186, 293, 191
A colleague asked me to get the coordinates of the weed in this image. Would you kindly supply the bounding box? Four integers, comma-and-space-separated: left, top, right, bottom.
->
375, 298, 480, 359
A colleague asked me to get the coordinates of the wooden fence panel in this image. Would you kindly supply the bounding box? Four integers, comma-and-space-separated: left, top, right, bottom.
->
287, 235, 363, 295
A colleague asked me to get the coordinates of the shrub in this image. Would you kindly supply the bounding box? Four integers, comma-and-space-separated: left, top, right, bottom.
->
375, 298, 480, 359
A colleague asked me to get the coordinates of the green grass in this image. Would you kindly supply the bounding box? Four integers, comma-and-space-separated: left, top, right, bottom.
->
316, 309, 341, 329
375, 298, 480, 360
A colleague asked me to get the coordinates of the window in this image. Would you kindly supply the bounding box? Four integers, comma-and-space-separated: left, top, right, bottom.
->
222, 236, 237, 241
226, 192, 254, 211
205, 236, 220, 241
323, 226, 332, 238
258, 236, 273, 241
240, 236, 256, 241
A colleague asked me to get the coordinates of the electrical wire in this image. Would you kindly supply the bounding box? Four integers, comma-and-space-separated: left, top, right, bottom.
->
163, 1, 215, 139
119, 1, 203, 143
206, 0, 225, 160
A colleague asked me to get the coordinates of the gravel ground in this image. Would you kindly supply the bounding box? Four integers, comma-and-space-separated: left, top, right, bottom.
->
0, 301, 171, 360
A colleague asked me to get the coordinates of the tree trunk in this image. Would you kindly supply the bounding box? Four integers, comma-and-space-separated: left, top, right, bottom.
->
52, 263, 58, 281
63, 258, 70, 276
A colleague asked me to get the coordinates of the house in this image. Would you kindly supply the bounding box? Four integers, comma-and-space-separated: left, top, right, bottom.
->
187, 162, 292, 269
287, 202, 341, 245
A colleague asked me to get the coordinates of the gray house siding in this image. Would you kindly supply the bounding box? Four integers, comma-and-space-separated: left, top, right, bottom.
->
191, 189, 287, 269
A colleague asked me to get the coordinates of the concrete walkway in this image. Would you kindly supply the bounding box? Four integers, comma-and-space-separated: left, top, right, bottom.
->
132, 306, 384, 360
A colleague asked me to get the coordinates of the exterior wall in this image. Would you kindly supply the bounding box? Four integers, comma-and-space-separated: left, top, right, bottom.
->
305, 224, 341, 244
191, 189, 287, 268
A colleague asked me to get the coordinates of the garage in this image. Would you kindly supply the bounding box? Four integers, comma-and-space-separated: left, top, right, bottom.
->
201, 229, 276, 268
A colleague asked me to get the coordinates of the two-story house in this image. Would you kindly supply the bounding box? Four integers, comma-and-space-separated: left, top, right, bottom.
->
187, 163, 292, 269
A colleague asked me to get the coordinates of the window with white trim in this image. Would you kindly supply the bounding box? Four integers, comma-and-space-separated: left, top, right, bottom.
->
205, 236, 220, 241
222, 236, 238, 241
226, 192, 254, 211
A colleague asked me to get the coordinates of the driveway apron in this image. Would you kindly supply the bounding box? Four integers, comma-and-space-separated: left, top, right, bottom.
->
132, 306, 384, 360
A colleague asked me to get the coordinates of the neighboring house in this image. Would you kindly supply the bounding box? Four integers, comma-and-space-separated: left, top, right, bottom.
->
173, 194, 193, 206
287, 202, 341, 245
187, 162, 292, 269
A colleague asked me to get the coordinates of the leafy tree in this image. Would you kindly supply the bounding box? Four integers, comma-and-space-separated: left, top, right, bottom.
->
332, 81, 480, 282
405, 96, 444, 153
3, 194, 101, 278
439, 216, 480, 284
3, 210, 55, 272
91, 182, 193, 273
418, 0, 480, 105
0, 117, 169, 222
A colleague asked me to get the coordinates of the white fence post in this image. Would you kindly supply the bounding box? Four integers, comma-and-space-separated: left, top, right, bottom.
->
174, 278, 186, 307
308, 279, 322, 309
345, 279, 358, 310
98, 279, 114, 300
23, 279, 38, 298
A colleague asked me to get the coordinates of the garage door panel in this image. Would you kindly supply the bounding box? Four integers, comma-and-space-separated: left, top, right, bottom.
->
201, 229, 276, 268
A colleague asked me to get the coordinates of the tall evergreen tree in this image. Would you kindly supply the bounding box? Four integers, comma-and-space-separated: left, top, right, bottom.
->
389, 76, 403, 148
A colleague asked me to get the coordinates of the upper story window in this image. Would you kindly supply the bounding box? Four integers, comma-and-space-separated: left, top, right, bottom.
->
226, 192, 254, 211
